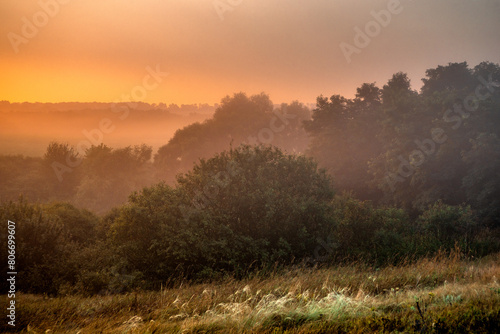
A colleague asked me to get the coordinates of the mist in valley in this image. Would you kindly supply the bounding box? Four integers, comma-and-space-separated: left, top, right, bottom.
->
0, 102, 212, 157
1, 1, 500, 332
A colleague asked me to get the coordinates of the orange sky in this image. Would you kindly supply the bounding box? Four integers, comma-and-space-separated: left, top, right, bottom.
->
1, 0, 499, 105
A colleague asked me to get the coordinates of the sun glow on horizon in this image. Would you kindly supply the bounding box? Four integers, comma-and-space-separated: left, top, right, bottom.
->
1, 0, 499, 104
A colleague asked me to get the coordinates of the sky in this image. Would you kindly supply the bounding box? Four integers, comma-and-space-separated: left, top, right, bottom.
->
1, 0, 500, 105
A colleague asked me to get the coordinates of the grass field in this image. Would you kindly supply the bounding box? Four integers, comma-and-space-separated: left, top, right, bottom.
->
3, 250, 500, 333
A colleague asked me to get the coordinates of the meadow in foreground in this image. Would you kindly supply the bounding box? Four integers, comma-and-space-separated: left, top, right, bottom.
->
5, 250, 500, 333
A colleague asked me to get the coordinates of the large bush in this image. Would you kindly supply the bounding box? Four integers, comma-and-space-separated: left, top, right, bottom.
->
110, 145, 335, 284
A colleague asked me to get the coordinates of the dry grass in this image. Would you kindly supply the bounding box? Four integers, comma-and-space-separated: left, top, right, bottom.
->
3, 251, 500, 333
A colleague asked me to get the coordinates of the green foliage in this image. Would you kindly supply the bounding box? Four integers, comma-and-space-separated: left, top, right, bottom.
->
325, 195, 492, 265
327, 194, 416, 264
110, 145, 335, 283
42, 202, 99, 244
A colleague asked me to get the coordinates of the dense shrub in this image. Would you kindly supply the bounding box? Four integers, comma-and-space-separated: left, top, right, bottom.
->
325, 196, 496, 265
109, 145, 335, 285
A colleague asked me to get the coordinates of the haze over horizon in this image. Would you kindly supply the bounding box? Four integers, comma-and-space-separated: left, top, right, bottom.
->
1, 0, 499, 105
